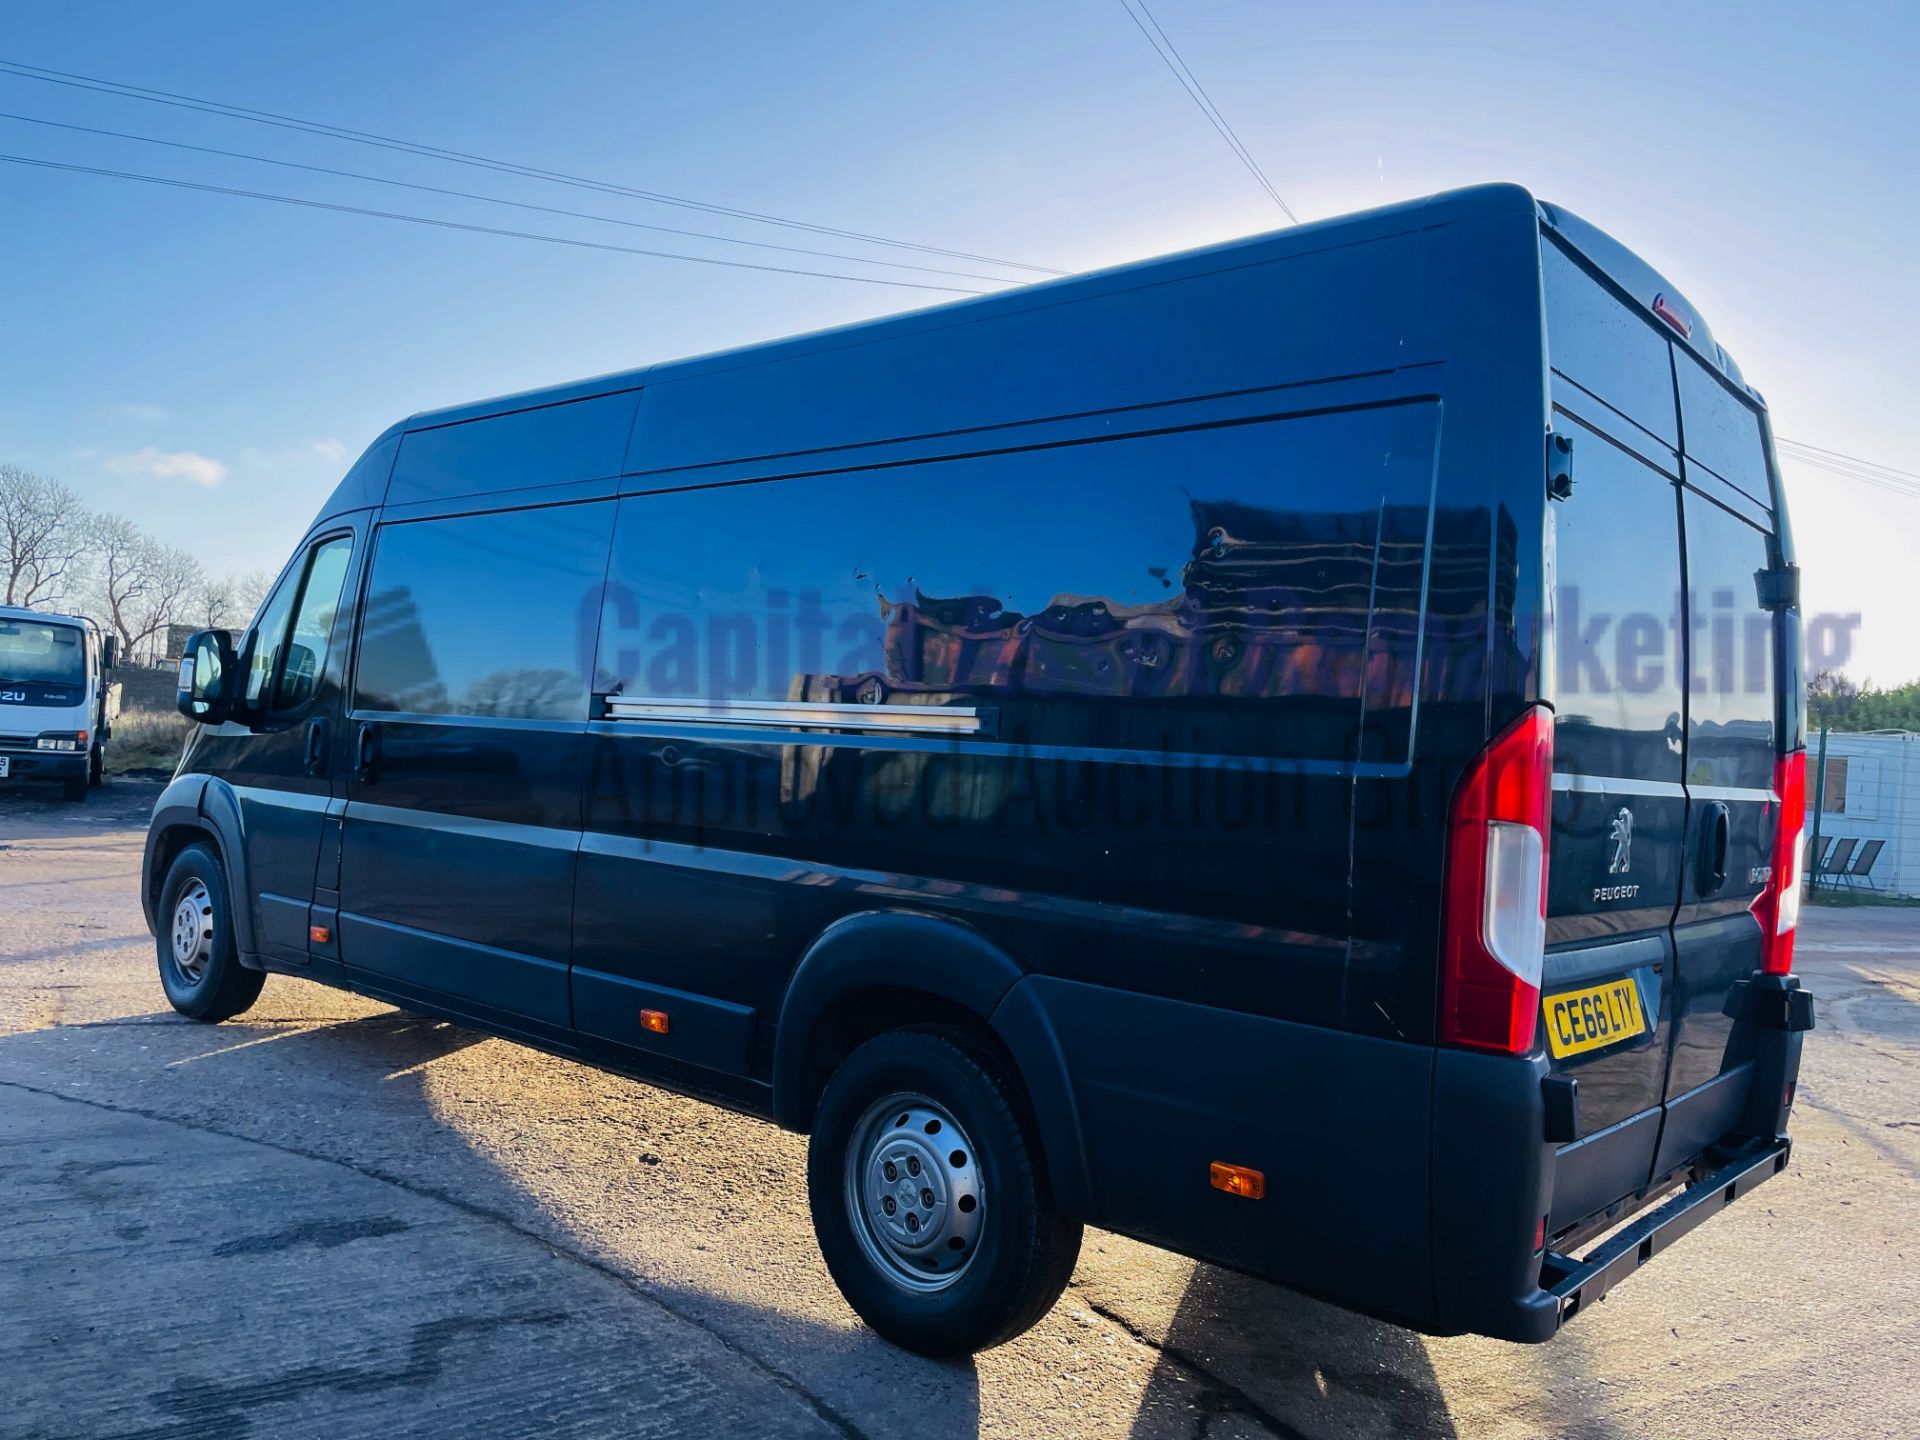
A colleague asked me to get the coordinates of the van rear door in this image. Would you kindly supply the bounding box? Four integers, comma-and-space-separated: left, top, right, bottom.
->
1655, 351, 1785, 1174
1539, 236, 1690, 1231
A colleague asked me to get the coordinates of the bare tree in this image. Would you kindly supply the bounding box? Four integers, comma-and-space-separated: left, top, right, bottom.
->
231, 567, 275, 628
88, 514, 205, 662
196, 566, 277, 631
0, 464, 92, 608
198, 572, 238, 630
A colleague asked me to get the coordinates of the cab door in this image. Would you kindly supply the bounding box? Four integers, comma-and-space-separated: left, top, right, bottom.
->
335, 502, 611, 1031
190, 526, 360, 974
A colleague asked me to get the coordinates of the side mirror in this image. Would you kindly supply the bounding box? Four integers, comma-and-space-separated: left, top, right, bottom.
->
102, 635, 118, 670
176, 629, 239, 725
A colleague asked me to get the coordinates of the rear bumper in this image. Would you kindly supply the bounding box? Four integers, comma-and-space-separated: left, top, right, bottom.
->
1434, 974, 1809, 1342
1541, 1138, 1791, 1331
0, 749, 86, 781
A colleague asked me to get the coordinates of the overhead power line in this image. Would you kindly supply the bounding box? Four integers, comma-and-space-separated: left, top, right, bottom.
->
1116, 0, 1296, 222
0, 152, 992, 294
0, 110, 1014, 285
0, 58, 1066, 276
1775, 437, 1920, 502
1777, 437, 1920, 487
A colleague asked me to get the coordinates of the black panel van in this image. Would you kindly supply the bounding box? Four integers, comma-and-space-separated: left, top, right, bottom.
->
145, 184, 1812, 1355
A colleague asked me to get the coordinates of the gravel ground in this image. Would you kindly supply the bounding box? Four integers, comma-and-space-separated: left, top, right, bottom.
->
2, 779, 1916, 1440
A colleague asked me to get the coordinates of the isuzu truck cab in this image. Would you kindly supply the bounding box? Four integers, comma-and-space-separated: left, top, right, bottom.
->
0, 606, 118, 801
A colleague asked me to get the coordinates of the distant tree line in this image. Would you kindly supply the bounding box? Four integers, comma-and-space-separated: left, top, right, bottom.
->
1, 463, 273, 663
1808, 670, 1920, 733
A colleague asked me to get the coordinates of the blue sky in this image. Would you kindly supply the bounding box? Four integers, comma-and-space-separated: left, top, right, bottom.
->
3, 1, 1916, 679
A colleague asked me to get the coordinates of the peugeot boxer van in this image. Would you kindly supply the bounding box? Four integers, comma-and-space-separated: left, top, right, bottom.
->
144, 184, 1812, 1356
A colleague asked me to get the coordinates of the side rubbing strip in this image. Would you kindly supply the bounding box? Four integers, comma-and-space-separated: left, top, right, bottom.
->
602, 695, 990, 737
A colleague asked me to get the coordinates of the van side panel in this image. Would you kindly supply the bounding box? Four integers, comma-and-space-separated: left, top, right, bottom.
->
566, 192, 1541, 1328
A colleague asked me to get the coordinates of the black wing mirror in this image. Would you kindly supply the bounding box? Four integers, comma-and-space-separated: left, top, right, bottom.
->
176, 629, 239, 725
102, 634, 118, 670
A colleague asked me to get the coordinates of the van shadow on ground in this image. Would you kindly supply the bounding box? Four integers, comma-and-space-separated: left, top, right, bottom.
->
0, 997, 1627, 1439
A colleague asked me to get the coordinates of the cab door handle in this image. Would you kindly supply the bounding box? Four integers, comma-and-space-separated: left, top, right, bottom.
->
354, 721, 380, 784
303, 716, 329, 777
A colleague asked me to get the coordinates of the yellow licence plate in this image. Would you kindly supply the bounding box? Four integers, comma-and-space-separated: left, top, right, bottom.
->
1543, 978, 1647, 1059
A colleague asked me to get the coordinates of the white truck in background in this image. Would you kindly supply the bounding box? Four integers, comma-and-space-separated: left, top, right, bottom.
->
0, 605, 120, 801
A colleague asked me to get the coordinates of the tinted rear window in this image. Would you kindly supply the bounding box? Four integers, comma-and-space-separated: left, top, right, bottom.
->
1675, 350, 1770, 509
1542, 240, 1678, 448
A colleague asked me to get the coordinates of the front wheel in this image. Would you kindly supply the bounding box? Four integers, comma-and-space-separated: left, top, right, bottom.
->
155, 843, 264, 1022
807, 1026, 1082, 1356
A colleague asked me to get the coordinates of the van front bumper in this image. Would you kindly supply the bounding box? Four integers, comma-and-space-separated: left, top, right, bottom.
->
0, 749, 87, 781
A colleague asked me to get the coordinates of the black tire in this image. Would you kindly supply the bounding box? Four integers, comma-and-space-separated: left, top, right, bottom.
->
61, 773, 88, 802
807, 1025, 1082, 1356
155, 843, 265, 1022
89, 743, 105, 787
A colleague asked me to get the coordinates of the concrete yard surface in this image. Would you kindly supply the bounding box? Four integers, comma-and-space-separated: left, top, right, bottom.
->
2, 780, 1917, 1439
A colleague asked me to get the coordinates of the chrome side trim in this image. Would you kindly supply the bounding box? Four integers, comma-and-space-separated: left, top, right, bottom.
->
1553, 773, 1685, 798
1552, 773, 1776, 804
1684, 783, 1779, 804
602, 695, 987, 736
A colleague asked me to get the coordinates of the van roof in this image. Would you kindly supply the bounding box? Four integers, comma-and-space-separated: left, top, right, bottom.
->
319, 182, 1754, 518
400, 182, 1542, 432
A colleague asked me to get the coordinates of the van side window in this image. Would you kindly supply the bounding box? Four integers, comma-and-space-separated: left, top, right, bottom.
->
353, 503, 613, 720
243, 570, 300, 709
595, 404, 1443, 763
244, 535, 356, 712
272, 537, 354, 711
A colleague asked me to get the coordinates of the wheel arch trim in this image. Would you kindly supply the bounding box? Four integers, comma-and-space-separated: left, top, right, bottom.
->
143, 774, 260, 966
771, 909, 1094, 1217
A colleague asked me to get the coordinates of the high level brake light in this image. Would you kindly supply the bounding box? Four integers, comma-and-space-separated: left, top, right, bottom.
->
1440, 706, 1554, 1055
1752, 750, 1807, 976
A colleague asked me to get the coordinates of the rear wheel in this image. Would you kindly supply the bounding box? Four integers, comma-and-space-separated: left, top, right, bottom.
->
807, 1026, 1081, 1356
155, 843, 264, 1022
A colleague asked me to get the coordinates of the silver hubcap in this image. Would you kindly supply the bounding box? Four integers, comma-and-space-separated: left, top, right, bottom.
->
845, 1093, 984, 1292
169, 878, 214, 983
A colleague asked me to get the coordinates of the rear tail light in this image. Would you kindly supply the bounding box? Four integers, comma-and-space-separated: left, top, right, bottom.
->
1441, 706, 1554, 1055
1752, 750, 1807, 976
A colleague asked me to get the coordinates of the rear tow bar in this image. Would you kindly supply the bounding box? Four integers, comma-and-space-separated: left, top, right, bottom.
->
1542, 1138, 1792, 1327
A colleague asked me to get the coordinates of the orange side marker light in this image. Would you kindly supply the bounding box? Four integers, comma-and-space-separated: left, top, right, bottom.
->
1209, 1162, 1264, 1199
309, 925, 332, 945
640, 1009, 670, 1035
